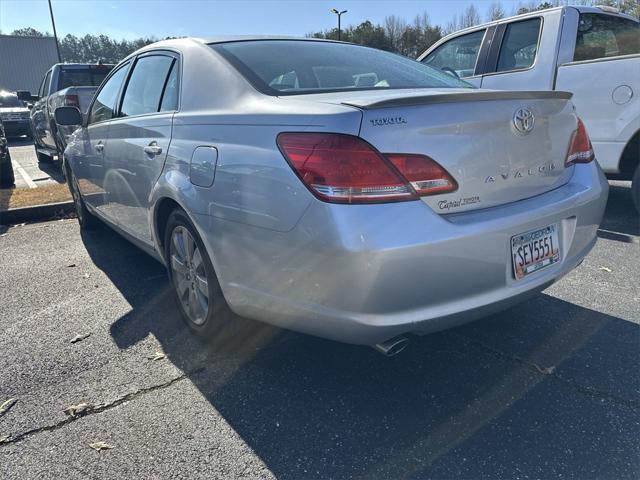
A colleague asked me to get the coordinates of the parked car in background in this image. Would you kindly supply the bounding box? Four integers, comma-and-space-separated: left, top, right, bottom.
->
18, 63, 113, 163
56, 37, 608, 355
0, 90, 31, 138
0, 119, 15, 187
418, 5, 640, 211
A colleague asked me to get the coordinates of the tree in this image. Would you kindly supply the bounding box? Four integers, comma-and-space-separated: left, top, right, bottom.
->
10, 27, 49, 37
446, 4, 481, 34
487, 2, 506, 21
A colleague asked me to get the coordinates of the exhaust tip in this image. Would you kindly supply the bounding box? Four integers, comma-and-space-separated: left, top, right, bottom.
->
372, 335, 409, 357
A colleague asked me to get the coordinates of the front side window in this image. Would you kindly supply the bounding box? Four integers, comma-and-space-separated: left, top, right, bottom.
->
120, 55, 175, 117
88, 62, 130, 125
574, 13, 639, 61
213, 40, 472, 95
422, 30, 486, 78
496, 18, 542, 72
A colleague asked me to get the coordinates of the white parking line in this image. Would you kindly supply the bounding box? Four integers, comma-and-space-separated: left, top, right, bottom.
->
10, 156, 38, 189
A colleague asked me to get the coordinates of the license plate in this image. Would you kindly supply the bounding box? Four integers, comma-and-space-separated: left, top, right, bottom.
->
511, 224, 561, 280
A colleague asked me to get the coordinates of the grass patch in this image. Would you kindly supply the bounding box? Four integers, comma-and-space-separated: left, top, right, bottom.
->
0, 183, 72, 211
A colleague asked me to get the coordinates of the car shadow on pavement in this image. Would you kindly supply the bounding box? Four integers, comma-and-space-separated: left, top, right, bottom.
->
75, 223, 640, 479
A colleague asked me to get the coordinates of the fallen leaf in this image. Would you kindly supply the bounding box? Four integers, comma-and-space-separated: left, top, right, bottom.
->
0, 398, 17, 417
534, 365, 556, 375
64, 403, 90, 417
70, 332, 91, 344
89, 441, 114, 451
599, 266, 612, 272
147, 351, 166, 361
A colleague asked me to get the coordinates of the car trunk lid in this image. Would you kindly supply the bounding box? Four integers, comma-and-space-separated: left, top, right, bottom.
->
294, 89, 576, 213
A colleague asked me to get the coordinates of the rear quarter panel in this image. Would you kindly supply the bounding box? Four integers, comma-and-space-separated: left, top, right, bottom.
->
556, 55, 640, 172
154, 102, 362, 233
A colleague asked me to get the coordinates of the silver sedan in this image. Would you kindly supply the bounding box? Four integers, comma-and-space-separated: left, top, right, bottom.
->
57, 37, 608, 355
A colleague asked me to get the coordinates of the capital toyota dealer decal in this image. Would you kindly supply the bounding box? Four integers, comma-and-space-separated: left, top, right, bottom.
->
438, 196, 481, 210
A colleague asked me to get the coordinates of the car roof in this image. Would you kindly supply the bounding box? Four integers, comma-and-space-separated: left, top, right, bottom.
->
193, 35, 343, 45
197, 35, 340, 44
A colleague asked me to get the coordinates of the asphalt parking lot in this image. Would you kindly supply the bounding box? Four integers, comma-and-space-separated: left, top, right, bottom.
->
0, 183, 638, 479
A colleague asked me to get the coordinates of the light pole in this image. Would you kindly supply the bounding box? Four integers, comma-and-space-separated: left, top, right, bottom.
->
330, 8, 347, 41
48, 0, 61, 62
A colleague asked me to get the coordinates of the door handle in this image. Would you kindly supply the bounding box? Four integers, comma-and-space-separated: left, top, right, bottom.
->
95, 142, 104, 152
143, 142, 162, 156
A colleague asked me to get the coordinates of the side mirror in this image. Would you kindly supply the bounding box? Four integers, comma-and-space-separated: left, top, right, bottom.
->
16, 90, 38, 102
54, 106, 83, 126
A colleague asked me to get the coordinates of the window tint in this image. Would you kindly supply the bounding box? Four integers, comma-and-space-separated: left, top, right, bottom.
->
58, 66, 113, 90
496, 18, 541, 72
574, 13, 639, 61
213, 40, 472, 96
423, 30, 486, 78
88, 63, 130, 125
159, 61, 179, 111
120, 55, 175, 117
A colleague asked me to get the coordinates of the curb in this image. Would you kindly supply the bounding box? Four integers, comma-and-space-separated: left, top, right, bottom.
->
0, 201, 75, 226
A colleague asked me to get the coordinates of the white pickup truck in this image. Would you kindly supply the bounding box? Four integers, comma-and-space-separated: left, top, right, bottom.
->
419, 5, 640, 210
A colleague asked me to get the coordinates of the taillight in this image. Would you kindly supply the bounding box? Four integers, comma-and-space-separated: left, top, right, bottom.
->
277, 133, 416, 203
385, 154, 458, 196
64, 94, 80, 108
565, 118, 595, 166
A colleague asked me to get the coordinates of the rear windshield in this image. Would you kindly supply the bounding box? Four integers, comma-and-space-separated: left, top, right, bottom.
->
58, 66, 114, 90
0, 95, 23, 108
211, 40, 472, 95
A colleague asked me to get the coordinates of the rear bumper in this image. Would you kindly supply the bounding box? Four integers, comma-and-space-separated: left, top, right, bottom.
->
194, 162, 608, 345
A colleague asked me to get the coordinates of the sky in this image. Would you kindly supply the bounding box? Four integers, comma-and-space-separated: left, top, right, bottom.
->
0, 0, 530, 40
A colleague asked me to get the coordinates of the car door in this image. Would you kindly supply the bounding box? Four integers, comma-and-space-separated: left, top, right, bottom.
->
419, 28, 491, 87
480, 16, 549, 90
105, 51, 179, 245
76, 62, 131, 220
31, 69, 51, 148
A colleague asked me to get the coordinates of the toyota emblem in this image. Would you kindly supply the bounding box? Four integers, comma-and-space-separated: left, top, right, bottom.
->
513, 107, 535, 135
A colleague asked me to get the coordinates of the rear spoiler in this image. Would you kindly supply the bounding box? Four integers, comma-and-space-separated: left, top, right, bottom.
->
341, 90, 573, 110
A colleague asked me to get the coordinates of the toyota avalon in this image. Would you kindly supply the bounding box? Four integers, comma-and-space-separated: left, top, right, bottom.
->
56, 37, 608, 355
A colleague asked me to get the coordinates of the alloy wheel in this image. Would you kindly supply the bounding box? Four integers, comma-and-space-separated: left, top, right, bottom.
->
169, 226, 210, 326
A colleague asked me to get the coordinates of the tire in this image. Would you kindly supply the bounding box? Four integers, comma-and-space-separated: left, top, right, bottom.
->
36, 149, 54, 163
66, 165, 98, 230
632, 166, 640, 214
0, 150, 15, 188
164, 208, 232, 339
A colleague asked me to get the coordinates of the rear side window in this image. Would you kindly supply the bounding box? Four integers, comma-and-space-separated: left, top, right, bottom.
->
120, 55, 175, 117
58, 66, 113, 91
574, 13, 639, 61
496, 18, 542, 72
159, 61, 179, 112
88, 63, 130, 125
423, 30, 486, 78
